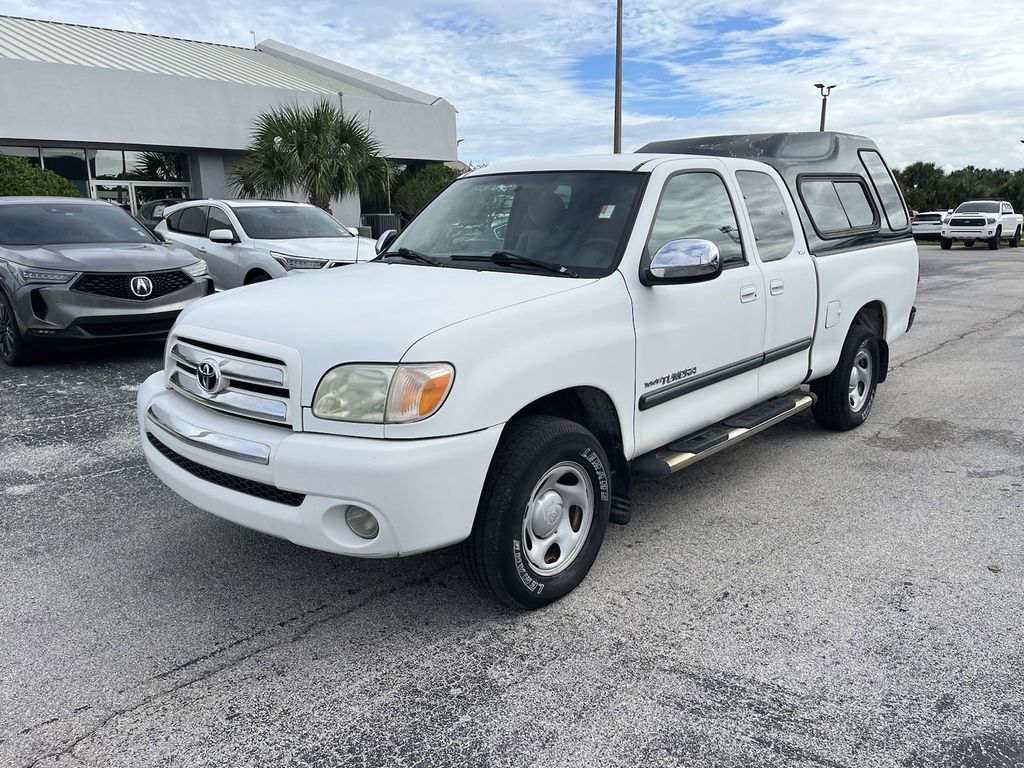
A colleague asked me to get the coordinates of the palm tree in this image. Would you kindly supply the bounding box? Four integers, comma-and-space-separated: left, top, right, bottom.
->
229, 99, 392, 213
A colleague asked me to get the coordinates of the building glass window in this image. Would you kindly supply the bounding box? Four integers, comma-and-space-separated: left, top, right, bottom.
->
124, 151, 189, 182
41, 148, 88, 196
88, 149, 127, 180
0, 146, 41, 167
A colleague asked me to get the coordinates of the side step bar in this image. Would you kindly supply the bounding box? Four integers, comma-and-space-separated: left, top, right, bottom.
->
632, 392, 816, 479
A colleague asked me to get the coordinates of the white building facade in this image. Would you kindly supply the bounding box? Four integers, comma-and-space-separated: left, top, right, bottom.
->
0, 15, 458, 225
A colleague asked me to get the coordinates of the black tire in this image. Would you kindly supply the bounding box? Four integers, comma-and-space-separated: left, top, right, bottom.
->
989, 227, 1001, 250
810, 325, 879, 431
964, 240, 975, 249
940, 237, 952, 250
0, 291, 32, 366
1009, 227, 1021, 248
461, 416, 611, 609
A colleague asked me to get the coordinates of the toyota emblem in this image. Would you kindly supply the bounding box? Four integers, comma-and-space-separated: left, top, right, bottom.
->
130, 275, 154, 298
196, 359, 224, 394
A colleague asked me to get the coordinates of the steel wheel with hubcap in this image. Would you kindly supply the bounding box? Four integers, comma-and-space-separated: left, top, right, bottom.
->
847, 348, 873, 413
521, 461, 594, 577
0, 292, 30, 366
462, 415, 611, 608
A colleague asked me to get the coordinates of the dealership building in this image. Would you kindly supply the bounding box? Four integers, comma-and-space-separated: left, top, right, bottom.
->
0, 15, 458, 225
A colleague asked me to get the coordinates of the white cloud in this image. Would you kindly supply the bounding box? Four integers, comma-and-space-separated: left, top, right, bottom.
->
1, 0, 1023, 169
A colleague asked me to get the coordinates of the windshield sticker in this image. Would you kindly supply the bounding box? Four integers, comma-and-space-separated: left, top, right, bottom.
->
598, 204, 616, 219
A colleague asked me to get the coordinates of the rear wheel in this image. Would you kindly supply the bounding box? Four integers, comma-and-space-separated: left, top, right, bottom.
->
811, 325, 879, 431
0, 292, 32, 366
989, 227, 1001, 250
940, 237, 952, 250
462, 416, 611, 609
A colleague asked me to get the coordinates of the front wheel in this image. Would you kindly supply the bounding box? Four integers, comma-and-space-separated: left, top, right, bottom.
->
0, 292, 32, 366
462, 416, 611, 609
811, 326, 879, 431
989, 227, 1001, 250
1010, 227, 1021, 248
940, 236, 952, 250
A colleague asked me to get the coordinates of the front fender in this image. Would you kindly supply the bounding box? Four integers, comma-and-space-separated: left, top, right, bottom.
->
386, 275, 637, 457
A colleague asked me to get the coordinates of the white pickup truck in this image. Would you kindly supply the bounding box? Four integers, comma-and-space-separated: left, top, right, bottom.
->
136, 132, 918, 608
940, 200, 1023, 250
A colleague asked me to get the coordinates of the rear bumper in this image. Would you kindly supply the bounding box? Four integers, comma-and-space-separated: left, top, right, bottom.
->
136, 373, 503, 557
14, 278, 212, 339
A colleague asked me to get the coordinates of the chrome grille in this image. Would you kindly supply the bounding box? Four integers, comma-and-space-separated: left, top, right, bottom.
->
167, 336, 296, 427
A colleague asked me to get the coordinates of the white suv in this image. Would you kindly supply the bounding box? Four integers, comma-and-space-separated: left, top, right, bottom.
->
157, 200, 374, 289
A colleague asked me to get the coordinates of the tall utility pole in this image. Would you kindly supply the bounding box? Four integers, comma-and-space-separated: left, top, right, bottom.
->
613, 0, 623, 153
814, 83, 836, 131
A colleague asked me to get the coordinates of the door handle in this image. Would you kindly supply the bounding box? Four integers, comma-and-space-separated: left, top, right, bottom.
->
740, 285, 758, 303
770, 279, 785, 295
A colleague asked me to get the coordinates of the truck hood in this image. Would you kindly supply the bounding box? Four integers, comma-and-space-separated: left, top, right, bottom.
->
174, 262, 594, 399
1, 242, 198, 271
254, 236, 374, 263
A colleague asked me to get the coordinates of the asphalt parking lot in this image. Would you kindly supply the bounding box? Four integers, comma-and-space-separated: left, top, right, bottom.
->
2, 245, 1023, 768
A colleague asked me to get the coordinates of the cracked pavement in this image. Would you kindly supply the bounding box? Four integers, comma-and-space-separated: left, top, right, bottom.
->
2, 246, 1023, 767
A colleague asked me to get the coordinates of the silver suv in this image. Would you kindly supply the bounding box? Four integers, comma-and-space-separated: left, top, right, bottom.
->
0, 197, 211, 366
157, 200, 373, 289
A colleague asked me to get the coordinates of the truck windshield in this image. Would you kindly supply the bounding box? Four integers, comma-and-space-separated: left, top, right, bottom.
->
391, 171, 646, 277
0, 203, 156, 246
954, 201, 999, 213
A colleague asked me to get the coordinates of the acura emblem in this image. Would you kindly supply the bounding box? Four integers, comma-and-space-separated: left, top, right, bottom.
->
196, 359, 223, 394
130, 275, 154, 298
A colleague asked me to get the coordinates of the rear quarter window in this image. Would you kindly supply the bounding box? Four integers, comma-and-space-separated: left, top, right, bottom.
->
799, 177, 878, 237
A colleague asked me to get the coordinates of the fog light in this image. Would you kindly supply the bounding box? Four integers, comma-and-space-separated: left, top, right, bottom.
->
345, 506, 379, 539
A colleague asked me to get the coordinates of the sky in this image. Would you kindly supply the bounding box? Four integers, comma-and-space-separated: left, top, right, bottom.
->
2, 0, 1023, 170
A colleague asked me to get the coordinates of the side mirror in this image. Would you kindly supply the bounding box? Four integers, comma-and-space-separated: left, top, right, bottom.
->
375, 229, 398, 255
152, 229, 167, 243
642, 238, 722, 285
347, 226, 360, 237
209, 229, 236, 244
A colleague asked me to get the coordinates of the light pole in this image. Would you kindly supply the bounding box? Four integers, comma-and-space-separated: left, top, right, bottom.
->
613, 0, 623, 153
814, 83, 836, 132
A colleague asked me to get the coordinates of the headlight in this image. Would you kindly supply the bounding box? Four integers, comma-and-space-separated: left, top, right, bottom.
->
183, 259, 208, 278
5, 262, 77, 285
986, 218, 997, 225
271, 251, 327, 270
313, 363, 454, 423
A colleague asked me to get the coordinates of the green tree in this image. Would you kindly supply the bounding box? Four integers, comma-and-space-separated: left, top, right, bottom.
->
393, 164, 462, 220
229, 99, 393, 214
0, 156, 79, 197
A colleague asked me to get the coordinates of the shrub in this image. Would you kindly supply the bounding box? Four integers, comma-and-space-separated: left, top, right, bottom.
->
0, 155, 79, 197
393, 164, 462, 219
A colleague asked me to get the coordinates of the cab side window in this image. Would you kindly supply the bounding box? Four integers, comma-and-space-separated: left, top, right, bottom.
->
176, 206, 208, 236
736, 171, 795, 262
206, 207, 236, 239
647, 172, 744, 266
166, 209, 184, 232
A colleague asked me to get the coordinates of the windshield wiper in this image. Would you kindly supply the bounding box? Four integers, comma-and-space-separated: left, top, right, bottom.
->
451, 250, 578, 278
380, 247, 444, 267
